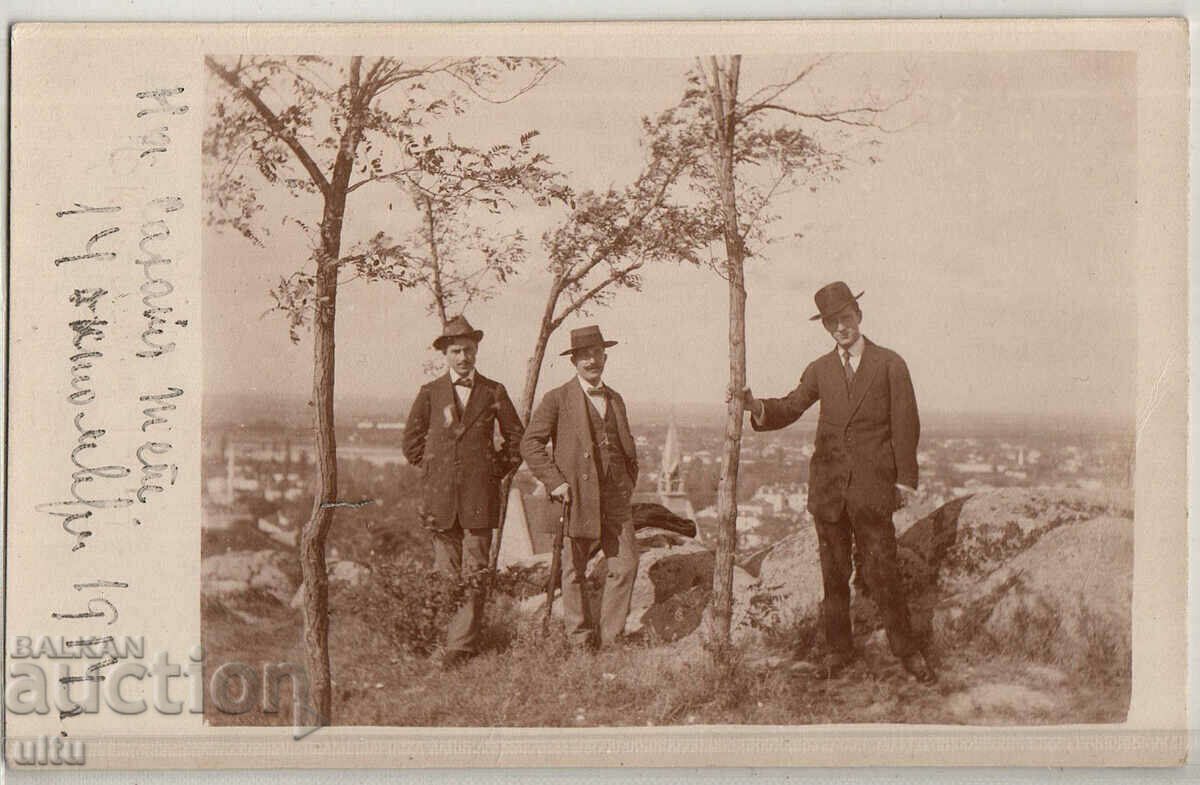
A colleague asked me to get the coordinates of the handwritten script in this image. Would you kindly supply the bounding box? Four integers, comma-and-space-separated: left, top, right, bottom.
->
42, 87, 190, 720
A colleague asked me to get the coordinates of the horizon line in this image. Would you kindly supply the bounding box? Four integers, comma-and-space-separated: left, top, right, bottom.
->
204, 390, 1131, 428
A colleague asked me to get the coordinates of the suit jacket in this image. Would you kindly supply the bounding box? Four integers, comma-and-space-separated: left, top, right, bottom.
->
520, 377, 639, 540
753, 337, 919, 521
402, 371, 524, 531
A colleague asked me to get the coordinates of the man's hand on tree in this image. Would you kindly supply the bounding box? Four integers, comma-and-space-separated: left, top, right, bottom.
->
729, 385, 757, 409
735, 386, 763, 421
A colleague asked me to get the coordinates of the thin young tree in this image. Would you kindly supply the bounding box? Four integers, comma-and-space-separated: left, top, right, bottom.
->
351, 131, 565, 327
487, 115, 720, 571
668, 55, 903, 647
203, 54, 558, 722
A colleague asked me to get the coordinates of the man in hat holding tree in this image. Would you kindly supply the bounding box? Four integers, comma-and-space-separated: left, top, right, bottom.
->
741, 282, 934, 683
402, 315, 524, 669
521, 325, 640, 650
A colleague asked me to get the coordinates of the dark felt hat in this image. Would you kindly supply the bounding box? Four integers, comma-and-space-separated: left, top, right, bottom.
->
810, 281, 865, 321
560, 325, 618, 356
433, 315, 484, 350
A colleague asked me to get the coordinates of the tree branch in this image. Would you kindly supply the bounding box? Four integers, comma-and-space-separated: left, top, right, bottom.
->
346, 163, 421, 194
738, 168, 791, 245
440, 59, 560, 104
551, 260, 645, 328
205, 56, 333, 199
739, 102, 886, 127
738, 57, 828, 108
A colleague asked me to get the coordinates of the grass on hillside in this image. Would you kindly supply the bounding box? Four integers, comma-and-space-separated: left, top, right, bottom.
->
203, 584, 1129, 729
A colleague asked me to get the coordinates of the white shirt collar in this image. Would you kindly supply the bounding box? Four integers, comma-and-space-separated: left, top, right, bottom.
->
577, 375, 605, 395
839, 335, 866, 359
449, 368, 476, 384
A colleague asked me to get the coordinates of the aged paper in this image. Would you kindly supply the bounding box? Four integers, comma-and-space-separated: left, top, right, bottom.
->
6, 19, 1189, 768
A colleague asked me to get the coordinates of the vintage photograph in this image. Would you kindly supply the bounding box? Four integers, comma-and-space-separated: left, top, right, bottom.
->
200, 50, 1137, 729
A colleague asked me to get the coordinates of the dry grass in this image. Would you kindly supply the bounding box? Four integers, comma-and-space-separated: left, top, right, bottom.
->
203, 584, 1129, 728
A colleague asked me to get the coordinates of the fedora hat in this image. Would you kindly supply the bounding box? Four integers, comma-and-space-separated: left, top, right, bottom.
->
559, 325, 618, 356
810, 281, 864, 321
432, 315, 484, 351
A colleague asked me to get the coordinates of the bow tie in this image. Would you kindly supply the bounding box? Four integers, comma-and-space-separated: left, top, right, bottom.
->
586, 387, 606, 398
453, 377, 474, 388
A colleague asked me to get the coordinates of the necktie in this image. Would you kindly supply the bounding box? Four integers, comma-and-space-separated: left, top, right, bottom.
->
586, 387, 605, 399
453, 377, 473, 388
842, 349, 855, 388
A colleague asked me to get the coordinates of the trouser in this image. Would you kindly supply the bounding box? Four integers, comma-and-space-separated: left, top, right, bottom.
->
432, 523, 493, 654
560, 466, 640, 648
813, 501, 917, 659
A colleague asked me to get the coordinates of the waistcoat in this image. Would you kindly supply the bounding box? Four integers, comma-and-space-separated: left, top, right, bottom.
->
584, 393, 627, 480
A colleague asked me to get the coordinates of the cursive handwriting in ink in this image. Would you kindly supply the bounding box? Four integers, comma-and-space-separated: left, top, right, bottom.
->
37, 412, 135, 551
135, 87, 188, 118
135, 197, 183, 359
54, 204, 121, 266
134, 441, 177, 503
51, 597, 119, 626
43, 276, 133, 549
134, 387, 182, 504
139, 386, 183, 432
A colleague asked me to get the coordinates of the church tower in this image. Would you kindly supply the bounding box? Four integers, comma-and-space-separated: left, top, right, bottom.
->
225, 442, 236, 505
657, 418, 695, 520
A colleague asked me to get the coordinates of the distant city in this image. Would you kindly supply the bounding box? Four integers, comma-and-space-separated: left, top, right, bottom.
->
202, 393, 1134, 560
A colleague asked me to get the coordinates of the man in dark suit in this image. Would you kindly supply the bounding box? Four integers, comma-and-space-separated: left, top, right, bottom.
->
402, 316, 524, 668
742, 282, 934, 683
521, 325, 640, 650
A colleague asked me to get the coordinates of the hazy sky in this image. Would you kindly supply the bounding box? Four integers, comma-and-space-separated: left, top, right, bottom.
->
204, 52, 1136, 420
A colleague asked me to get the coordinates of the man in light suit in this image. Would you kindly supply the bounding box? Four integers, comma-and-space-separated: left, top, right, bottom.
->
521, 325, 640, 650
402, 315, 524, 669
742, 282, 934, 683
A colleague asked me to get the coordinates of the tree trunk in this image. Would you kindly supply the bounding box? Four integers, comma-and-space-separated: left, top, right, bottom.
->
518, 301, 558, 424
422, 194, 449, 325
712, 240, 746, 644
709, 56, 745, 648
297, 58, 363, 725
299, 241, 339, 725
487, 287, 558, 572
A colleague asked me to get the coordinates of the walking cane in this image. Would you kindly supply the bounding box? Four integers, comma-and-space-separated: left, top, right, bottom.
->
542, 496, 570, 637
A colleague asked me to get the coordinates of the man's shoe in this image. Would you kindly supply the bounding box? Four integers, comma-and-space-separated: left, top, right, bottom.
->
814, 651, 856, 680
441, 649, 473, 671
902, 652, 935, 683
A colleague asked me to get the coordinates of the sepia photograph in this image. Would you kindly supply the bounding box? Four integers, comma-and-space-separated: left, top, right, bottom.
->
201, 50, 1137, 728
6, 19, 1187, 769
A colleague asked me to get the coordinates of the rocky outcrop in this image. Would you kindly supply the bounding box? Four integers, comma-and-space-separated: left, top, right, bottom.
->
933, 515, 1131, 670
734, 523, 823, 641
511, 487, 1133, 675
900, 487, 1131, 596
202, 549, 373, 617
514, 526, 748, 643
736, 487, 1133, 674
289, 560, 373, 609
202, 549, 297, 604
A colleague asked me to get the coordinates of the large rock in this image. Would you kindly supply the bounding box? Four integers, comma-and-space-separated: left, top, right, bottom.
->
624, 540, 713, 639
514, 527, 747, 643
900, 487, 1131, 595
289, 560, 372, 609
202, 549, 296, 605
505, 527, 689, 598
726, 487, 1133, 664
934, 515, 1132, 669
734, 523, 823, 641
